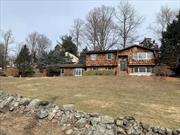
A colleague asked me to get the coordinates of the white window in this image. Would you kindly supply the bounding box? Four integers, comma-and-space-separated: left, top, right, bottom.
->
90, 54, 97, 60
74, 68, 84, 76
133, 52, 154, 60
106, 53, 113, 60
133, 67, 152, 73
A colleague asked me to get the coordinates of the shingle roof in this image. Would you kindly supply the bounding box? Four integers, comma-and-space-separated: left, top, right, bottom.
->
86, 45, 158, 54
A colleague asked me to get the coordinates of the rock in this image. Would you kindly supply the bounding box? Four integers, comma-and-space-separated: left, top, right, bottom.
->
0, 105, 9, 113
65, 129, 73, 135
48, 106, 59, 120
176, 129, 180, 133
172, 130, 178, 135
39, 101, 49, 106
75, 118, 87, 128
94, 125, 107, 135
19, 98, 31, 106
63, 104, 75, 111
116, 119, 124, 127
166, 128, 172, 135
90, 117, 101, 126
158, 127, 166, 135
100, 115, 114, 124
0, 96, 14, 108
124, 116, 135, 121
141, 123, 150, 131
28, 99, 41, 110
36, 109, 48, 119
117, 127, 126, 134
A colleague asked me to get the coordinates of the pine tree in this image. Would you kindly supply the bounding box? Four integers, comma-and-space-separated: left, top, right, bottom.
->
57, 35, 77, 56
160, 11, 180, 68
15, 45, 34, 77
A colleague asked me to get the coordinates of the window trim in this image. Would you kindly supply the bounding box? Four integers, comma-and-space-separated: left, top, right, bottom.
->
133, 67, 152, 73
90, 54, 97, 60
133, 52, 154, 60
74, 68, 84, 76
106, 53, 113, 60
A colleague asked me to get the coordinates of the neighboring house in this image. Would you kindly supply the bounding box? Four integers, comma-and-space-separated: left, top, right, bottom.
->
86, 45, 157, 76
65, 52, 79, 63
55, 64, 85, 76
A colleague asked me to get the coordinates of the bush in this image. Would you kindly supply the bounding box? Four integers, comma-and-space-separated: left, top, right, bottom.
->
154, 65, 175, 76
19, 66, 35, 77
46, 65, 60, 76
84, 70, 115, 76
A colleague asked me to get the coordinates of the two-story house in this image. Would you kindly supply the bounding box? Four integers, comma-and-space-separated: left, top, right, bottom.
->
86, 45, 157, 76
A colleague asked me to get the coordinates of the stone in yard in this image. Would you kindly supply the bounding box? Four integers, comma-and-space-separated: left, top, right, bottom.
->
39, 101, 49, 106
100, 115, 114, 124
36, 109, 48, 119
19, 98, 31, 106
48, 106, 59, 120
75, 118, 87, 128
117, 127, 126, 134
65, 129, 73, 135
166, 128, 172, 135
90, 117, 101, 126
116, 119, 124, 127
28, 99, 41, 110
63, 104, 75, 111
0, 96, 14, 108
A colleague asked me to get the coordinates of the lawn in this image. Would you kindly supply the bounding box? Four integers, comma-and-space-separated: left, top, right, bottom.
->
0, 76, 180, 128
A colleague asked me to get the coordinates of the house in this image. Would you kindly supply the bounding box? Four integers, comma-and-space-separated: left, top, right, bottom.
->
86, 45, 157, 76
53, 64, 85, 76
65, 52, 79, 63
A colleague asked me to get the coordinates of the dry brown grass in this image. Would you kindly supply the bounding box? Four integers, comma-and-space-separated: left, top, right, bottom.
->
0, 76, 180, 128
0, 112, 64, 135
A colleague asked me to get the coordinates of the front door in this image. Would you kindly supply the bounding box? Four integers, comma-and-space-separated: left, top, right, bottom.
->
119, 57, 127, 72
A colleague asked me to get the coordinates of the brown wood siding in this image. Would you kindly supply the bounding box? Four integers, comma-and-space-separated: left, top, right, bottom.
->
86, 53, 117, 67
5, 67, 19, 77
64, 68, 74, 76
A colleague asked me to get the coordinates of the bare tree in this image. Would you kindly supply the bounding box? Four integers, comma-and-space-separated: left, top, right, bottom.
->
70, 18, 84, 55
0, 42, 5, 68
36, 34, 51, 58
2, 30, 14, 68
85, 5, 119, 50
115, 1, 143, 48
26, 32, 38, 58
149, 6, 177, 40
26, 32, 51, 64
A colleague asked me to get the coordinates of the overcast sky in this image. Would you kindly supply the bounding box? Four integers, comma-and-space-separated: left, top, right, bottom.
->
0, 0, 179, 52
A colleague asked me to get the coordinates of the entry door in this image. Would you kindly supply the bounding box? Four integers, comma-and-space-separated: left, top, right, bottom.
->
120, 58, 127, 71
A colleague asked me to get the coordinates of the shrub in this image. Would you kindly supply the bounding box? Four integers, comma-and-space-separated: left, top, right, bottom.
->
154, 65, 175, 76
46, 65, 60, 76
84, 70, 115, 76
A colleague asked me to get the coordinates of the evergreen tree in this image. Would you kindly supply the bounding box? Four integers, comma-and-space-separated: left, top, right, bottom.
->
47, 45, 72, 65
79, 47, 88, 64
0, 43, 5, 68
160, 11, 180, 68
140, 38, 156, 49
57, 35, 77, 56
15, 45, 34, 77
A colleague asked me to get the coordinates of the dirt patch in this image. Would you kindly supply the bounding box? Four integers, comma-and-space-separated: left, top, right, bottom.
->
0, 112, 64, 135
